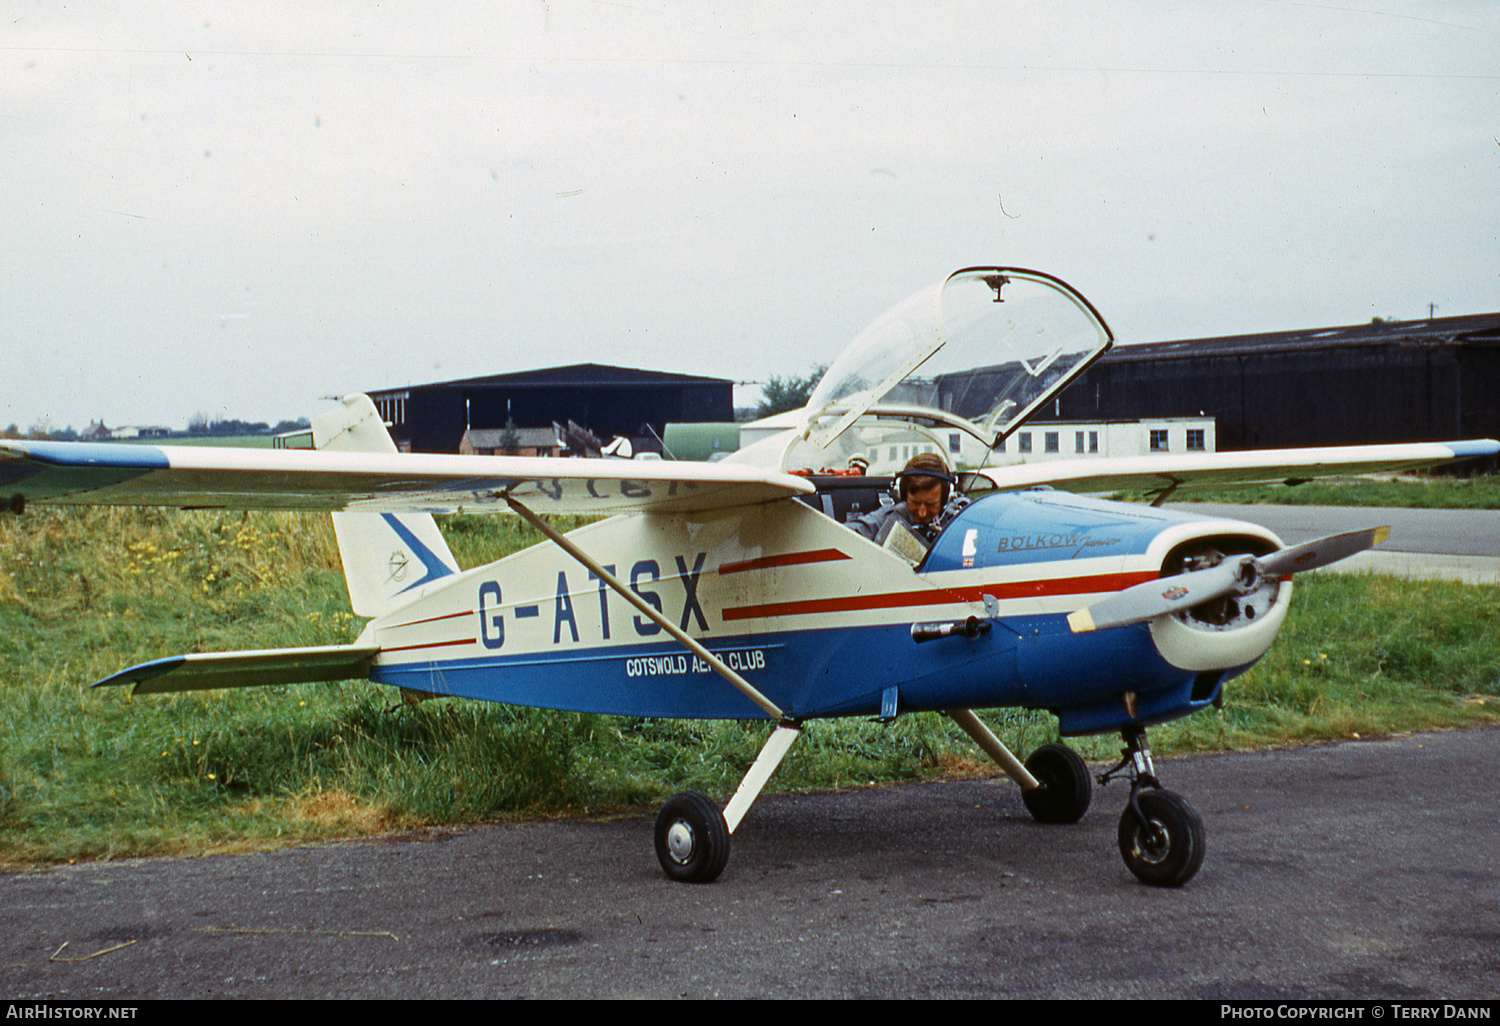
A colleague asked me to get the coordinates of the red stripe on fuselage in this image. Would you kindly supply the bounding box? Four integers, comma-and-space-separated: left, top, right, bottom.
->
383, 608, 475, 630
720, 570, 1158, 622
717, 548, 852, 575
382, 637, 476, 653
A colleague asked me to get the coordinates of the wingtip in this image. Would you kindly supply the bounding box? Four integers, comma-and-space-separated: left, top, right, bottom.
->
91, 655, 186, 689
1372, 525, 1391, 546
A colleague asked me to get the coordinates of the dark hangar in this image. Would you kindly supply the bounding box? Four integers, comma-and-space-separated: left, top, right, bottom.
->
1033, 311, 1500, 458
365, 363, 734, 455
363, 313, 1500, 465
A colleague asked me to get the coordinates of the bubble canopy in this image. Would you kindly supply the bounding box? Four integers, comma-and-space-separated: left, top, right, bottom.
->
790, 267, 1113, 472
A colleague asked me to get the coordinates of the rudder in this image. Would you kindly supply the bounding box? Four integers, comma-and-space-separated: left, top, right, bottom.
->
313, 395, 461, 617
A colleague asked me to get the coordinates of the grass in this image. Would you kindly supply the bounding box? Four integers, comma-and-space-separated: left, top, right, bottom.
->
2, 505, 1497, 866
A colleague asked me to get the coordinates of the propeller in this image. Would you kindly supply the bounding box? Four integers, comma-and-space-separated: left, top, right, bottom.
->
1066, 526, 1390, 634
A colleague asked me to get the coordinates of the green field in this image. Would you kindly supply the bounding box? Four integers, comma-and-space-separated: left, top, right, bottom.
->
118, 434, 279, 448
2, 505, 1497, 866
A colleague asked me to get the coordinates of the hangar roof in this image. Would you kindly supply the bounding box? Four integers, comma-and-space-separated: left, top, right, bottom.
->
1105, 311, 1500, 364
375, 363, 731, 394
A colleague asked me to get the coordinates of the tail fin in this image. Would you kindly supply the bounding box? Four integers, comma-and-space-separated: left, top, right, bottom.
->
313, 395, 461, 617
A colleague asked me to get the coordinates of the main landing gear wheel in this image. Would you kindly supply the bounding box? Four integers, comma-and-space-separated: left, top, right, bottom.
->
654, 791, 730, 883
1117, 789, 1205, 887
1020, 743, 1093, 824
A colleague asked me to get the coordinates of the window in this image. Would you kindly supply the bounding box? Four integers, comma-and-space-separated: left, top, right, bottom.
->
1075, 431, 1085, 454
1018, 433, 1032, 453
375, 392, 408, 426
1150, 429, 1170, 452
1089, 431, 1099, 453
995, 436, 1005, 453
949, 433, 962, 454
1044, 432, 1059, 453
1186, 429, 1205, 451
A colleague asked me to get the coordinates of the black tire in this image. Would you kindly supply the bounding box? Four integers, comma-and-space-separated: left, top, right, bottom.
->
654, 791, 730, 883
1021, 743, 1093, 824
1117, 789, 1206, 887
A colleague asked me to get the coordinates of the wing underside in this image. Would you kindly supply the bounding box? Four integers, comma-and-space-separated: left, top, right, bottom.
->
975, 440, 1499, 497
0, 441, 816, 516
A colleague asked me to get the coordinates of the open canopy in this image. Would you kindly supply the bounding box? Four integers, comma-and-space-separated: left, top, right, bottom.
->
780, 267, 1114, 473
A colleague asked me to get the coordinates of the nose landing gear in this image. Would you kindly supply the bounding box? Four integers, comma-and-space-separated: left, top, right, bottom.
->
1099, 726, 1205, 887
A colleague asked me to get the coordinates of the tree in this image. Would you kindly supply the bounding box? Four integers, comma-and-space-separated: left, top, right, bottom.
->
753, 365, 826, 420
499, 416, 521, 455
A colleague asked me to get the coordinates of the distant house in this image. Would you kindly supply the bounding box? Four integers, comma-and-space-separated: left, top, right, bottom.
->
460, 426, 563, 457
80, 420, 111, 441
367, 363, 734, 455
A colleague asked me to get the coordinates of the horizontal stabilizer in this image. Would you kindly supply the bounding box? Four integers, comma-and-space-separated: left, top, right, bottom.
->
93, 643, 380, 695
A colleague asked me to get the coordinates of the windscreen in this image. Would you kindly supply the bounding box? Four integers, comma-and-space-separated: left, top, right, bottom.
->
796, 267, 1112, 468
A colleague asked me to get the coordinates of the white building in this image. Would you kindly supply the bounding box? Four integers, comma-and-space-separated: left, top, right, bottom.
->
737, 411, 1215, 472
995, 417, 1216, 465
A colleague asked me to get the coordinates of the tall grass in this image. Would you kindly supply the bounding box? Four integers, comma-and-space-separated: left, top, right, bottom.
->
2, 507, 1496, 865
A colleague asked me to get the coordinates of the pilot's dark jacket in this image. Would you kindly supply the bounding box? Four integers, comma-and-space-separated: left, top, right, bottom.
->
846, 496, 969, 549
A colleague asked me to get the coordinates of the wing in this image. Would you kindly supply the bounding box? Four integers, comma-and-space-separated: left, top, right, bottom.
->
0, 440, 815, 515
973, 440, 1500, 498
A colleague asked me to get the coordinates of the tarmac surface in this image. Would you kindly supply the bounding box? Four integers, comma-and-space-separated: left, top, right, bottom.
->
1162, 503, 1500, 583
3, 726, 1498, 1000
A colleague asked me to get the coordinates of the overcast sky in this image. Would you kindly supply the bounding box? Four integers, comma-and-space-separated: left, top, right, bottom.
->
4, 1, 1497, 433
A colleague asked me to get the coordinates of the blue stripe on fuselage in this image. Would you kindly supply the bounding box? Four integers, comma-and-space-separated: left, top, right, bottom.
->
372, 615, 1205, 731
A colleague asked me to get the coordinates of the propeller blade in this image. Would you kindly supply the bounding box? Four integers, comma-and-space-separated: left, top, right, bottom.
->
1067, 525, 1391, 634
1257, 526, 1390, 578
1067, 558, 1252, 633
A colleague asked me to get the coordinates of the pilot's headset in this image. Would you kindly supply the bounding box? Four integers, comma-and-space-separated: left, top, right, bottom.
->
893, 452, 955, 507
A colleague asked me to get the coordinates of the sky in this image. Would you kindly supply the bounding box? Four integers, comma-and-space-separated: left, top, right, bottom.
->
3, 1, 1497, 433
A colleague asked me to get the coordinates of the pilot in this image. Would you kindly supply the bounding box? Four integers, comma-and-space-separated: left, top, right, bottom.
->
846, 452, 967, 549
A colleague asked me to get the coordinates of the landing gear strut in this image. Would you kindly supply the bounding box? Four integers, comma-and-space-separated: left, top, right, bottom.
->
652, 723, 803, 883
1099, 726, 1205, 887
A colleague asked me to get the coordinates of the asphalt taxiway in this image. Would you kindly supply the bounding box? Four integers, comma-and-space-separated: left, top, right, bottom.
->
3, 727, 1498, 1000
1163, 503, 1500, 583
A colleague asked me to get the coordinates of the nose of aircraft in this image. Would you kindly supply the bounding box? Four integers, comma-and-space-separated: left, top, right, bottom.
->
1067, 525, 1390, 633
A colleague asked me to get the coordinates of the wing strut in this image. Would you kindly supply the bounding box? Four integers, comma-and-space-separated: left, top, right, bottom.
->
946, 709, 1041, 790
504, 495, 792, 725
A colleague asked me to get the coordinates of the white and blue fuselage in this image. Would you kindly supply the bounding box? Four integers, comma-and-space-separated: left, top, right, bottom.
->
363, 487, 1290, 736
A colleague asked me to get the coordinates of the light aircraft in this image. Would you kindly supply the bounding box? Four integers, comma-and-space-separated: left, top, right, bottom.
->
3, 267, 1495, 887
